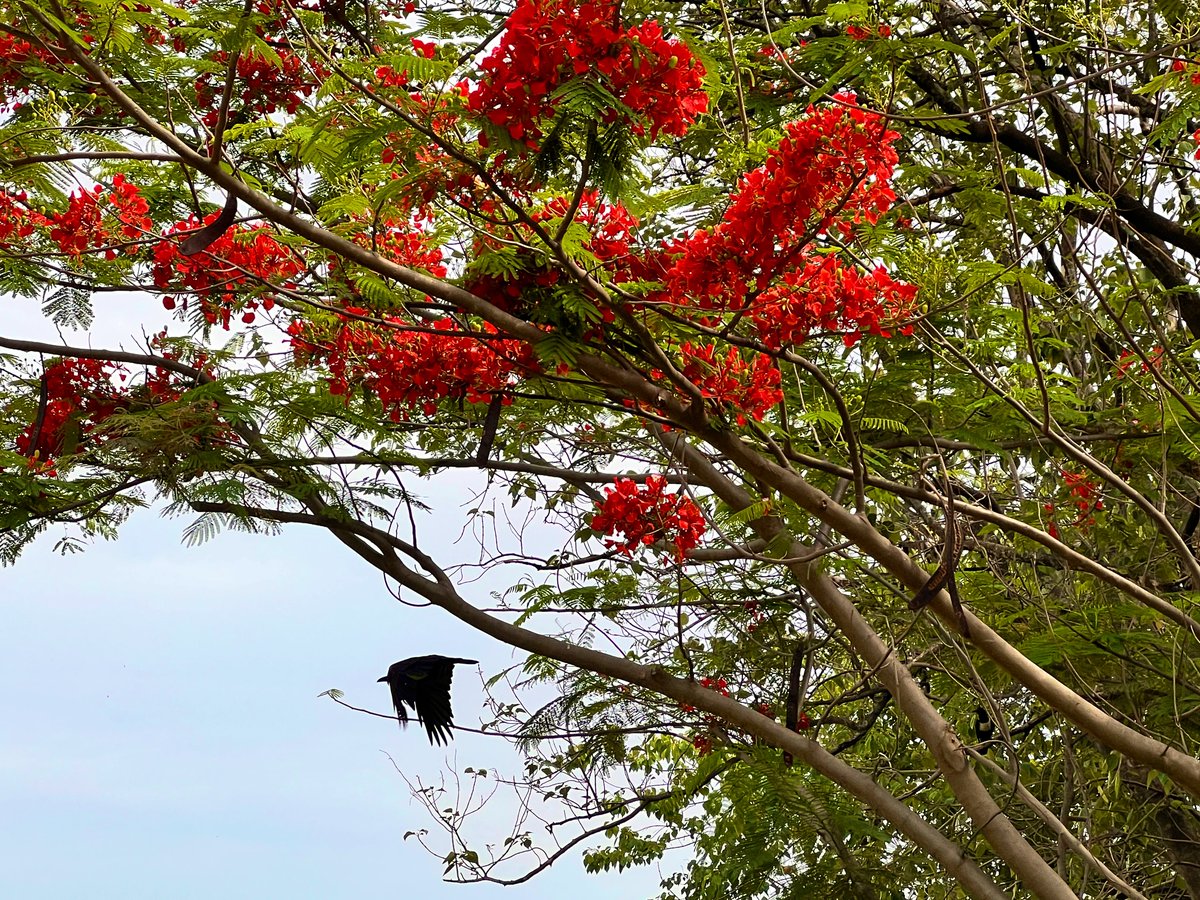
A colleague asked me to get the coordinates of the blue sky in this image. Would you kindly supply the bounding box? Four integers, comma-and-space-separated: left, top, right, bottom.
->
1, 298, 669, 898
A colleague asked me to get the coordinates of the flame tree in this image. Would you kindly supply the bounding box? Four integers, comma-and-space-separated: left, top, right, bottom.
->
4, 0, 1200, 896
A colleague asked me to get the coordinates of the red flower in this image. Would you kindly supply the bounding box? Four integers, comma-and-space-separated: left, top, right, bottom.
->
107, 174, 154, 247
194, 47, 323, 128
1115, 346, 1164, 378
27, 176, 156, 259
0, 32, 56, 111
590, 475, 706, 559
14, 346, 224, 469
699, 676, 730, 696
16, 358, 126, 461
376, 66, 409, 88
465, 190, 641, 318
751, 259, 918, 348
0, 190, 47, 246
658, 95, 917, 348
1044, 470, 1104, 534
152, 216, 304, 329
47, 187, 110, 257
289, 316, 536, 419
678, 343, 783, 424
467, 0, 707, 147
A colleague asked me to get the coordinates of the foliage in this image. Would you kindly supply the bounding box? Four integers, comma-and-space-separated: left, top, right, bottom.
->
4, 0, 1200, 896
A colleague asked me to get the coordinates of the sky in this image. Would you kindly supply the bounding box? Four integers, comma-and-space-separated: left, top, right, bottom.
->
1, 299, 671, 898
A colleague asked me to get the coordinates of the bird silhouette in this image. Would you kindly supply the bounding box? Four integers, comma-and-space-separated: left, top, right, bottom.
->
973, 706, 995, 750
378, 655, 478, 745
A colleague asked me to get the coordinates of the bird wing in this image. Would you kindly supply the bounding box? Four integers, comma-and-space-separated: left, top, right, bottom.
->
381, 657, 477, 745
409, 660, 457, 746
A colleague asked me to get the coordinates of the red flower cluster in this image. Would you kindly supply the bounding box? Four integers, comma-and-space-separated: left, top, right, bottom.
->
681, 678, 784, 753
684, 676, 735, 753
106, 174, 154, 242
1170, 59, 1200, 85
0, 25, 75, 111
466, 190, 639, 311
399, 146, 493, 215
660, 95, 916, 347
0, 190, 45, 246
541, 190, 639, 265
589, 475, 706, 559
677, 675, 728, 712
0, 5, 102, 111
752, 258, 918, 348
16, 358, 127, 462
123, 1, 171, 47
467, 0, 707, 146
846, 23, 891, 40
195, 48, 321, 128
152, 216, 304, 328
0, 31, 57, 111
664, 93, 900, 289
375, 65, 411, 89
1044, 469, 1103, 538
350, 221, 447, 275
1115, 345, 1165, 378
327, 221, 447, 307
411, 37, 437, 59
144, 331, 215, 403
47, 187, 108, 256
13, 346, 221, 471
141, 361, 190, 404
28, 177, 153, 258
613, 18, 710, 137
288, 316, 535, 418
1062, 470, 1102, 515
678, 343, 783, 424
742, 599, 766, 632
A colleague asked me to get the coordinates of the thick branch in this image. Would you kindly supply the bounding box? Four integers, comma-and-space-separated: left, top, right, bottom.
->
905, 63, 1200, 261
655, 432, 1077, 898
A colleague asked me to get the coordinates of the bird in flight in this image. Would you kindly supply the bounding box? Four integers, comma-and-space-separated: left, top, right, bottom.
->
378, 655, 478, 745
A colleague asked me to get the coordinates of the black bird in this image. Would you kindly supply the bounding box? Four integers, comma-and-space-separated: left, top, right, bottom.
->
973, 706, 996, 749
378, 655, 478, 745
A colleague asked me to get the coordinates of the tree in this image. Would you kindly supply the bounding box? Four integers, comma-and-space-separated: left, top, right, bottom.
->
3, 0, 1200, 895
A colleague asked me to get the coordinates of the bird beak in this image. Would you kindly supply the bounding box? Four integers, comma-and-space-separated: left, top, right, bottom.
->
377, 676, 387, 682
